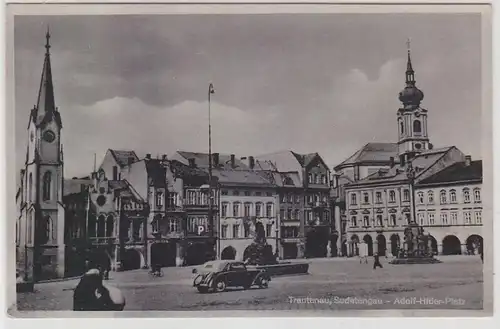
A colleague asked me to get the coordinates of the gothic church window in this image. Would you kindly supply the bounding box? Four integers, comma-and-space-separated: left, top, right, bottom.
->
413, 120, 422, 133
40, 216, 51, 244
400, 121, 404, 134
106, 215, 114, 236
43, 171, 52, 201
97, 215, 106, 237
28, 173, 33, 202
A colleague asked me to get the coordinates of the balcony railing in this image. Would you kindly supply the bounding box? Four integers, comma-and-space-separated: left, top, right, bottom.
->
89, 237, 116, 245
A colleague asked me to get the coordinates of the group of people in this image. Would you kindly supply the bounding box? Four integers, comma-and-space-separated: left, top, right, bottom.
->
73, 263, 125, 311
357, 242, 383, 269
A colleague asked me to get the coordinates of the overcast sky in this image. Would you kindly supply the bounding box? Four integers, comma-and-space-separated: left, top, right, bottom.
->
14, 14, 482, 177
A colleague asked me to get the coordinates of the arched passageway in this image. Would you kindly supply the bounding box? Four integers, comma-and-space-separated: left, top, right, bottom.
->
221, 246, 236, 260
363, 235, 374, 256
390, 234, 400, 257
377, 234, 387, 256
442, 235, 462, 255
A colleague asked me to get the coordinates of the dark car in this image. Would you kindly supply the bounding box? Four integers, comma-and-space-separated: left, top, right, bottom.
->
192, 260, 271, 293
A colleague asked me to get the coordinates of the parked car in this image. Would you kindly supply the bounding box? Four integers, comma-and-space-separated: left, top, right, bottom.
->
192, 260, 271, 293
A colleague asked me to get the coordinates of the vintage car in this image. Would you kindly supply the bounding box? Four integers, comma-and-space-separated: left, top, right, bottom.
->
192, 260, 271, 293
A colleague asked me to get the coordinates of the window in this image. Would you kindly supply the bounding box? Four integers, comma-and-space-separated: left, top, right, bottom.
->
350, 193, 357, 205
400, 120, 404, 134
221, 225, 228, 238
390, 214, 397, 226
314, 174, 319, 184
307, 195, 313, 204
244, 224, 250, 238
308, 174, 313, 184
221, 190, 229, 196
281, 194, 287, 203
255, 203, 262, 217
389, 191, 396, 203
403, 189, 410, 202
97, 215, 105, 237
151, 215, 160, 233
28, 173, 32, 202
156, 192, 164, 207
255, 191, 262, 196
463, 188, 470, 203
42, 171, 52, 201
474, 189, 481, 203
106, 215, 114, 236
266, 203, 273, 217
244, 203, 251, 217
168, 218, 177, 233
413, 120, 422, 133
363, 193, 369, 204
418, 213, 425, 226
321, 175, 326, 184
441, 212, 448, 225
233, 203, 240, 217
287, 208, 292, 220
428, 191, 434, 204
232, 224, 240, 238
376, 215, 383, 226
244, 191, 251, 196
233, 191, 240, 196
417, 192, 424, 204
294, 209, 300, 220
405, 213, 411, 225
295, 194, 300, 203
363, 216, 369, 227
266, 224, 273, 237
464, 211, 472, 224
41, 216, 51, 244
376, 192, 382, 204
287, 194, 293, 203
451, 212, 458, 225
450, 190, 457, 203
429, 213, 435, 225
221, 203, 228, 217
112, 166, 118, 180
351, 216, 357, 227
280, 209, 285, 220
266, 192, 273, 197
474, 211, 482, 224
305, 210, 312, 223
440, 190, 447, 204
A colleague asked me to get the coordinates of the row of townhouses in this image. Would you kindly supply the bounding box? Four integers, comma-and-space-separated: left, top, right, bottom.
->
16, 34, 483, 282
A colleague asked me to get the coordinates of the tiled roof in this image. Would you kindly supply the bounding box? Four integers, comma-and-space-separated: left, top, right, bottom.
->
335, 142, 398, 170
418, 160, 482, 185
292, 152, 319, 167
109, 149, 139, 167
176, 151, 248, 169
169, 159, 209, 178
349, 147, 454, 186
212, 169, 274, 186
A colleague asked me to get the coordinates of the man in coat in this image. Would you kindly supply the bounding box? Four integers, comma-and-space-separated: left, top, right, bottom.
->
73, 269, 125, 311
373, 252, 383, 270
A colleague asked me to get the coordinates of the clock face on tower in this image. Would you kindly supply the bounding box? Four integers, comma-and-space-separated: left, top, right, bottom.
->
42, 130, 56, 143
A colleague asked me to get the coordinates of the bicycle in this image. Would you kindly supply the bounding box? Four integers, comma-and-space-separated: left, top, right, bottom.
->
148, 267, 163, 278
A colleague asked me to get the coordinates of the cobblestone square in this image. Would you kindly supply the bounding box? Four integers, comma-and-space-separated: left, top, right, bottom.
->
16, 256, 484, 313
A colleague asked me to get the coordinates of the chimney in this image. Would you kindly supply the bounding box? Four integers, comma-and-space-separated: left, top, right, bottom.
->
146, 153, 151, 160
399, 154, 406, 167
128, 157, 135, 165
188, 158, 196, 168
465, 155, 472, 166
248, 156, 255, 169
162, 154, 167, 161
213, 153, 220, 167
230, 154, 235, 168
389, 157, 395, 168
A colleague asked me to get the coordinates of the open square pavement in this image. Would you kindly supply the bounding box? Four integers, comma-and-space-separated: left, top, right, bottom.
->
15, 255, 484, 313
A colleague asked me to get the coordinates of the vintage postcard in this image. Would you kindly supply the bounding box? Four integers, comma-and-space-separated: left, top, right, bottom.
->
3, 2, 493, 319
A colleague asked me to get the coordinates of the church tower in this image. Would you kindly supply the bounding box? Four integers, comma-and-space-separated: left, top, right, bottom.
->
397, 41, 431, 164
20, 29, 65, 281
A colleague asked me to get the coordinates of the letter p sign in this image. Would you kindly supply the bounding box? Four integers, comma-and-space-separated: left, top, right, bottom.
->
197, 225, 205, 235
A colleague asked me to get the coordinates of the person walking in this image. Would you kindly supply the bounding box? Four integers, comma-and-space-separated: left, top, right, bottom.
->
373, 252, 383, 270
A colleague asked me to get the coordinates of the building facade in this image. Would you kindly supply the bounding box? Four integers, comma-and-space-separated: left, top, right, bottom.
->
172, 152, 279, 261
415, 157, 483, 255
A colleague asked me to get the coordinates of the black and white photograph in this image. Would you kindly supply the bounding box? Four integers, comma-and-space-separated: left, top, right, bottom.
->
3, 2, 493, 318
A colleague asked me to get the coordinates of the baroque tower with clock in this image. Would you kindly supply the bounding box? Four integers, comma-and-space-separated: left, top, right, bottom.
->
19, 30, 66, 281
397, 42, 432, 164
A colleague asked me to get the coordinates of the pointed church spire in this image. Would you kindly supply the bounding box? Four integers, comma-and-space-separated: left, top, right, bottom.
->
35, 26, 57, 126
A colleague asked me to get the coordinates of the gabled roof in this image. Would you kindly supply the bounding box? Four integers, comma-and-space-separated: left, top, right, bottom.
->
347, 146, 456, 187
418, 160, 482, 185
334, 142, 398, 170
109, 149, 139, 167
176, 151, 248, 170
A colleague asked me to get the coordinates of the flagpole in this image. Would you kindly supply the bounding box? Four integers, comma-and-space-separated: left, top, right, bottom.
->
208, 83, 214, 258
